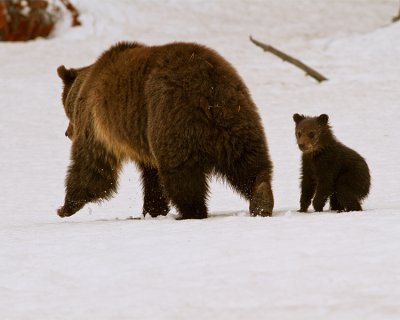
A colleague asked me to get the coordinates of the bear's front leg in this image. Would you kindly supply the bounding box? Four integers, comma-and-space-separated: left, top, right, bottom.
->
58, 198, 86, 217
58, 139, 121, 217
139, 164, 170, 217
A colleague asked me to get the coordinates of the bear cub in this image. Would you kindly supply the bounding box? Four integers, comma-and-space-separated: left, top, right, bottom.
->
293, 113, 370, 212
56, 41, 274, 219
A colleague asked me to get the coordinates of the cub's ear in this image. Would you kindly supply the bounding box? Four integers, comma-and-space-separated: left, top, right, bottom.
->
293, 113, 305, 124
57, 65, 77, 84
317, 114, 329, 125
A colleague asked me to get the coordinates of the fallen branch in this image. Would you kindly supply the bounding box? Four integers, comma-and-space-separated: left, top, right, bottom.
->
59, 0, 81, 27
249, 35, 328, 83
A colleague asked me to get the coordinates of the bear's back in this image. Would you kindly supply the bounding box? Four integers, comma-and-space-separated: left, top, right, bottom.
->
76, 42, 265, 167
85, 42, 253, 114
146, 42, 250, 109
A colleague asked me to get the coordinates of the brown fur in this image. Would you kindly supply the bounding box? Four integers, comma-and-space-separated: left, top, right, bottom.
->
293, 113, 370, 212
56, 41, 274, 219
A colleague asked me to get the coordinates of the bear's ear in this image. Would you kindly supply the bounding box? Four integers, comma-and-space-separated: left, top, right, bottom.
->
293, 113, 305, 124
57, 65, 77, 84
317, 114, 329, 125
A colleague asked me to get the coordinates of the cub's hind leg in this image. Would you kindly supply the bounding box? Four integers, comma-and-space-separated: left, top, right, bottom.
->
336, 191, 362, 212
329, 193, 344, 212
335, 180, 363, 212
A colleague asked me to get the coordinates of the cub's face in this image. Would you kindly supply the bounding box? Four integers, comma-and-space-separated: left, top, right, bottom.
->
293, 113, 329, 153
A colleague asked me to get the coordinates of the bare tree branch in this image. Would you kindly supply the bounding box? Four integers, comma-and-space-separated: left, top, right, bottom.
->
249, 35, 328, 83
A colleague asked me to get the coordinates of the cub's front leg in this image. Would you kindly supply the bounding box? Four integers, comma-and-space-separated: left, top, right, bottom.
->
312, 175, 335, 212
299, 175, 316, 212
299, 158, 316, 212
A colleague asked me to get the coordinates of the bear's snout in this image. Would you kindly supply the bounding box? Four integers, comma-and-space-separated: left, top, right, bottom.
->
65, 123, 73, 140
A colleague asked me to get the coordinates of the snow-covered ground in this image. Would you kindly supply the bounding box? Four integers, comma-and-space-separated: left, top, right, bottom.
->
1, 0, 400, 319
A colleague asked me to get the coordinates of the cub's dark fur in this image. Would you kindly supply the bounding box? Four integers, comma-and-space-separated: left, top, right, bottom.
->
56, 41, 274, 219
293, 113, 370, 212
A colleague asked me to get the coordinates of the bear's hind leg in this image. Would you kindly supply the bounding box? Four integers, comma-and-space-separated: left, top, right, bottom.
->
159, 165, 208, 219
139, 164, 170, 217
249, 180, 274, 217
223, 164, 273, 217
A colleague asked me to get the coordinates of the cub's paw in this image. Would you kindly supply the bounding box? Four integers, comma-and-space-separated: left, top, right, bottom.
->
312, 203, 324, 212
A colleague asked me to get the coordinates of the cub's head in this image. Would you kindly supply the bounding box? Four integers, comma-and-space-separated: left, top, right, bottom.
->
293, 113, 330, 153
57, 65, 89, 140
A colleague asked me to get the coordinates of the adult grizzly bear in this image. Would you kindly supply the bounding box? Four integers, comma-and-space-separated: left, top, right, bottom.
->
57, 41, 274, 219
293, 113, 370, 212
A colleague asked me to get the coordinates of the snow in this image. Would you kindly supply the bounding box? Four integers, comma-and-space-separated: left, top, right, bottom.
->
1, 0, 400, 319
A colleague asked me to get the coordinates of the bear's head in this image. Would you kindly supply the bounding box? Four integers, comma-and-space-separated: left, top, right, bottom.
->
57, 65, 90, 140
293, 113, 330, 154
